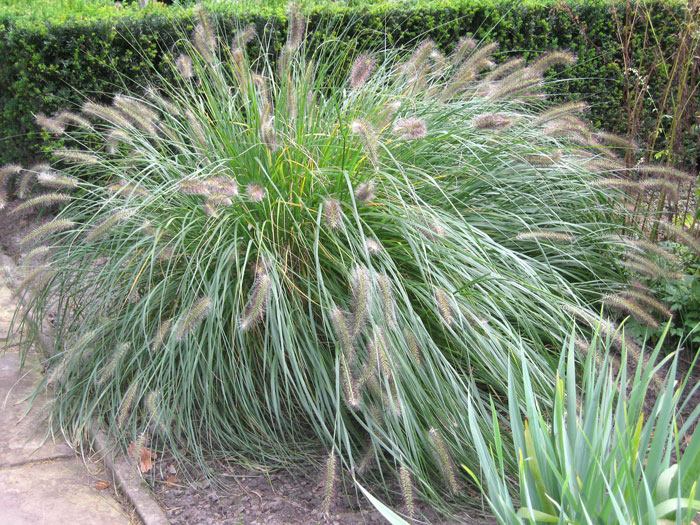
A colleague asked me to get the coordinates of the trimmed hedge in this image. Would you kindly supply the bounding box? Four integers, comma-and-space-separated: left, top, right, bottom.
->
0, 0, 695, 166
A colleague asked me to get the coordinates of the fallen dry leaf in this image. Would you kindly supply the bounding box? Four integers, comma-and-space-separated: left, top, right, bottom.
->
165, 476, 180, 488
95, 480, 111, 491
128, 441, 157, 473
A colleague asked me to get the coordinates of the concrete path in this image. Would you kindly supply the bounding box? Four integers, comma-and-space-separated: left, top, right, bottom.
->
0, 261, 132, 524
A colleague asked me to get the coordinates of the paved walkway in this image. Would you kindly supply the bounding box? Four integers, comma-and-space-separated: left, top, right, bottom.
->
0, 257, 131, 524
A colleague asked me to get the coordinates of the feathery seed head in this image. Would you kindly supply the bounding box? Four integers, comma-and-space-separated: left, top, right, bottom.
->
107, 180, 150, 198
206, 177, 239, 197
350, 266, 371, 338
591, 178, 643, 193
603, 294, 659, 328
330, 306, 353, 358
185, 109, 208, 149
37, 170, 78, 189
404, 329, 421, 367
178, 180, 209, 196
105, 129, 132, 154
208, 194, 233, 206
471, 113, 513, 130
429, 428, 459, 494
324, 199, 343, 229
202, 202, 220, 217
638, 165, 695, 183
321, 448, 337, 517
523, 151, 562, 166
404, 39, 436, 76
97, 343, 130, 386
82, 101, 133, 129
21, 219, 75, 246
118, 380, 140, 429
622, 289, 672, 318
241, 274, 271, 331
393, 118, 427, 139
434, 286, 453, 326
86, 210, 135, 243
349, 54, 377, 90
22, 246, 50, 268
351, 119, 379, 168
399, 465, 415, 518
176, 54, 194, 79
246, 184, 266, 202
55, 111, 93, 130
175, 296, 212, 341
52, 149, 99, 165
13, 193, 71, 215
531, 51, 577, 74
595, 132, 638, 151
451, 36, 477, 65
286, 3, 305, 50
377, 273, 396, 329
641, 179, 679, 203
364, 238, 381, 255
192, 15, 217, 66
482, 58, 526, 82
113, 96, 160, 135
371, 325, 391, 380
34, 113, 65, 134
234, 24, 256, 49
355, 180, 376, 203
515, 230, 574, 243
151, 318, 172, 351
659, 222, 700, 256
378, 101, 401, 130
0, 164, 22, 182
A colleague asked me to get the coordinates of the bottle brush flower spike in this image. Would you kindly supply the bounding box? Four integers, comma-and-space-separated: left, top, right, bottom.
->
8, 3, 688, 517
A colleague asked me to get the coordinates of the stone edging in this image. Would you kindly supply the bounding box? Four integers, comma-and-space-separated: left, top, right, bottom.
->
89, 421, 169, 525
2, 251, 169, 525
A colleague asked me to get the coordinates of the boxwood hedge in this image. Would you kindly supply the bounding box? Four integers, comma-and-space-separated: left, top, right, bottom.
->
0, 0, 694, 166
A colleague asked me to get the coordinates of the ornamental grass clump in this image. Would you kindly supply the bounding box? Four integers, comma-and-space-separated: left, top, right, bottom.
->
6, 4, 684, 517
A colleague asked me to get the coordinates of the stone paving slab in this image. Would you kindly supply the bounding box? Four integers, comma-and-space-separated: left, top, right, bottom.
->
0, 350, 74, 468
0, 457, 130, 525
0, 257, 131, 525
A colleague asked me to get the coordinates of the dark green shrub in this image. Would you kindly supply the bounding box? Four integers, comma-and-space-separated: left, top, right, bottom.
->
0, 0, 692, 168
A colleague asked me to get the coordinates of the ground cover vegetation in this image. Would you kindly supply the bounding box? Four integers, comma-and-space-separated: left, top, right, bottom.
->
2, 2, 700, 522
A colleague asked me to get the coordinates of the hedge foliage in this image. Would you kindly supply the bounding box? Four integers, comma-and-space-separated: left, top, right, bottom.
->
0, 0, 693, 165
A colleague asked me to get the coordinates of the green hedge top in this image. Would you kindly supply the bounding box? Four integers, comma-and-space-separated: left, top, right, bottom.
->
0, 0, 694, 166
